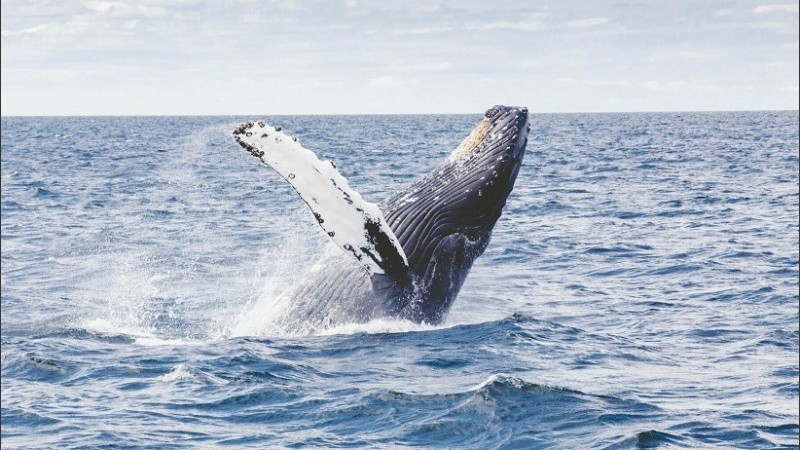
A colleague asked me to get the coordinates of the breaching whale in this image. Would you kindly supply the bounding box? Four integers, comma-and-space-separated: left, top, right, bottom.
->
233, 105, 529, 332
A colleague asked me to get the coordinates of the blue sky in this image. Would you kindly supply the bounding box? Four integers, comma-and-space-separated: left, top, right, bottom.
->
1, 0, 798, 115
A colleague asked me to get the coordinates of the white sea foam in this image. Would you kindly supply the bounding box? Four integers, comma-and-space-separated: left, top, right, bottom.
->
318, 317, 440, 336
160, 364, 227, 384
80, 317, 200, 346
160, 364, 195, 382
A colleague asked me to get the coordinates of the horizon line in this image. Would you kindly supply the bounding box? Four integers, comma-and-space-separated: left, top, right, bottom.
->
1, 108, 798, 118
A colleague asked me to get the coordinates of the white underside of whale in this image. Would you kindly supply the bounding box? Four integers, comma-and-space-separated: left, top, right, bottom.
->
233, 120, 408, 276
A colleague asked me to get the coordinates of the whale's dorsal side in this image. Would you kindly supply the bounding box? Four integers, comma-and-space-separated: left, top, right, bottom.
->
233, 121, 409, 278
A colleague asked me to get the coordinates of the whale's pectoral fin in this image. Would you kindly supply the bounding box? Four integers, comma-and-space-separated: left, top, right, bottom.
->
233, 121, 409, 277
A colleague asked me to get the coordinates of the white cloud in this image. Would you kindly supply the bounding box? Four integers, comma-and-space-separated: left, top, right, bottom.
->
675, 51, 710, 59
650, 50, 714, 61
1, 24, 49, 37
83, 1, 128, 15
639, 80, 687, 91
639, 81, 661, 90
367, 76, 404, 89
584, 79, 627, 87
557, 55, 584, 66
1, 67, 81, 82
1, 0, 797, 114
753, 4, 799, 14
478, 21, 544, 32
559, 77, 627, 87
276, 0, 308, 12
400, 20, 545, 35
407, 62, 452, 72
565, 17, 609, 28
137, 5, 167, 17
83, 1, 167, 18
403, 26, 457, 35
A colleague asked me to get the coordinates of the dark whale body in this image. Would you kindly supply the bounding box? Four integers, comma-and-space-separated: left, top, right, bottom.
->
233, 106, 530, 333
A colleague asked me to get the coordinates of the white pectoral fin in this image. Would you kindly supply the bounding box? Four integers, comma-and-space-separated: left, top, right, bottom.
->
233, 121, 409, 277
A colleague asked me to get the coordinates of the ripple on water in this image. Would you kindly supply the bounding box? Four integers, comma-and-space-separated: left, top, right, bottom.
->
1, 113, 798, 449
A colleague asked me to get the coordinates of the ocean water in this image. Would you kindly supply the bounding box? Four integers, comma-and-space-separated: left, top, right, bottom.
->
1, 111, 798, 449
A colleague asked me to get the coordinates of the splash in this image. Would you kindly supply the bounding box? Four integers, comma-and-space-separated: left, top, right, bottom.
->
70, 123, 325, 343
226, 237, 328, 338
68, 122, 491, 342
318, 317, 440, 336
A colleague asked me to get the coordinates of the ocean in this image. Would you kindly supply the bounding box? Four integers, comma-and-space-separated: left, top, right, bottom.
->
1, 111, 798, 449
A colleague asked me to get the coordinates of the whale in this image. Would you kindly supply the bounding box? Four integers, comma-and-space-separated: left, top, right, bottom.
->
233, 105, 529, 333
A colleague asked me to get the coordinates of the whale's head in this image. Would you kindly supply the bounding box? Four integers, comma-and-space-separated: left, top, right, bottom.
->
449, 105, 529, 166
447, 104, 529, 208
382, 105, 529, 322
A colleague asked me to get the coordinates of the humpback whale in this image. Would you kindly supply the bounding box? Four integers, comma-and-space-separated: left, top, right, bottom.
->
233, 105, 529, 332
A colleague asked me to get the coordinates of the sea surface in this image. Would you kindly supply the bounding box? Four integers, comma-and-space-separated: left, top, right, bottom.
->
1, 111, 798, 449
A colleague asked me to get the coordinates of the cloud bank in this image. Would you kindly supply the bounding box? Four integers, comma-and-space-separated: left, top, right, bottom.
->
1, 0, 798, 114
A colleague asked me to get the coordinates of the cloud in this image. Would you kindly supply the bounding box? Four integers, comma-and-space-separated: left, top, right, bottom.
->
639, 80, 687, 91
752, 4, 799, 14
1, 24, 49, 37
402, 26, 458, 35
713, 9, 736, 18
407, 62, 452, 72
83, 0, 128, 15
367, 76, 404, 89
559, 77, 627, 87
137, 5, 167, 17
2, 0, 798, 114
565, 17, 609, 28
557, 55, 585, 66
675, 51, 710, 59
397, 20, 545, 35
1, 67, 82, 82
83, 1, 167, 18
478, 21, 545, 31
649, 50, 714, 62
584, 79, 627, 87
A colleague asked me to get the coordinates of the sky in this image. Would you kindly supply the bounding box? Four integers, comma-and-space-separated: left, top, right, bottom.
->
1, 0, 798, 115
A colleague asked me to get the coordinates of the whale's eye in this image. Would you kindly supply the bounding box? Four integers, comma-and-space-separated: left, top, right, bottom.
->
485, 107, 500, 119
